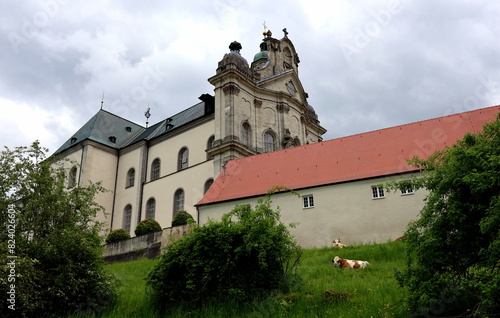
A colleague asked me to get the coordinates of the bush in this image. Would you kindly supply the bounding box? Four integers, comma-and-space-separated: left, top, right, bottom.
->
147, 196, 302, 308
106, 228, 131, 244
135, 218, 162, 236
171, 210, 194, 227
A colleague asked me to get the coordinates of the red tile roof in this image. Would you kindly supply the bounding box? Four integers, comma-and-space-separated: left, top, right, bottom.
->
197, 105, 500, 206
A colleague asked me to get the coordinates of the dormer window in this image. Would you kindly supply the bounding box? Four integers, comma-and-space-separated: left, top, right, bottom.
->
70, 137, 77, 144
125, 126, 132, 132
109, 136, 117, 143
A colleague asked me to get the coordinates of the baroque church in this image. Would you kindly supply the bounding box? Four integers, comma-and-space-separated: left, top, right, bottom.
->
55, 28, 499, 247
54, 29, 327, 237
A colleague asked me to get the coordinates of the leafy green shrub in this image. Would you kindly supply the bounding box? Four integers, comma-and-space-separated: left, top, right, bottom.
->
135, 218, 162, 236
106, 228, 131, 243
171, 210, 194, 227
147, 197, 301, 308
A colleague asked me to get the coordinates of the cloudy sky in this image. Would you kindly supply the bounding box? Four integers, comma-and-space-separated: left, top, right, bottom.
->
1, 0, 499, 153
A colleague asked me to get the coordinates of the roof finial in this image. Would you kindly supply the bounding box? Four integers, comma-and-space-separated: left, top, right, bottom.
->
262, 21, 272, 38
100, 91, 104, 110
283, 28, 288, 38
144, 104, 151, 128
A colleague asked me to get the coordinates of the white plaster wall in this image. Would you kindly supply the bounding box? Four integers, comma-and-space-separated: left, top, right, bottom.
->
147, 120, 214, 178
198, 173, 428, 248
82, 145, 118, 229
114, 146, 143, 232
142, 160, 213, 228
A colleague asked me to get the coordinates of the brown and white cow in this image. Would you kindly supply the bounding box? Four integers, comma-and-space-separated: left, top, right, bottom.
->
332, 239, 347, 248
332, 256, 371, 269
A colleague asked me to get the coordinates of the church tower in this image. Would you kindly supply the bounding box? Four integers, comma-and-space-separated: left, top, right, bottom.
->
208, 28, 327, 175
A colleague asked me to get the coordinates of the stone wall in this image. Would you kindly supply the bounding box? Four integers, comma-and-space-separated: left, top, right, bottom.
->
103, 224, 192, 263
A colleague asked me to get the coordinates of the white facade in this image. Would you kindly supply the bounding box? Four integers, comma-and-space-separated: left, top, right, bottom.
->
198, 173, 428, 248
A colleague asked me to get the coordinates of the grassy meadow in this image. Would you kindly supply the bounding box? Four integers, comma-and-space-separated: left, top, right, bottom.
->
75, 241, 409, 317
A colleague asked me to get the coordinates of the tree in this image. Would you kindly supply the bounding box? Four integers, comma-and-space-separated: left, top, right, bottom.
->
0, 142, 115, 317
146, 195, 301, 309
389, 115, 500, 316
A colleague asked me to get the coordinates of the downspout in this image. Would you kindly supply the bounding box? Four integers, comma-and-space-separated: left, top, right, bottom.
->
110, 150, 120, 231
138, 141, 149, 225
78, 143, 85, 186
196, 205, 200, 226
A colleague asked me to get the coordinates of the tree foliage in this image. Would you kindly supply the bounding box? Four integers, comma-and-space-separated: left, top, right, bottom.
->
389, 115, 500, 316
147, 196, 302, 308
0, 142, 115, 317
135, 218, 162, 236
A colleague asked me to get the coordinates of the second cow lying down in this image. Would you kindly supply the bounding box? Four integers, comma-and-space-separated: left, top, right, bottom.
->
332, 256, 371, 269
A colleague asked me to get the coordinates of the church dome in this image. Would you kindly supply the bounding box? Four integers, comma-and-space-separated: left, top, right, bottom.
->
253, 41, 269, 62
253, 50, 269, 62
225, 41, 248, 64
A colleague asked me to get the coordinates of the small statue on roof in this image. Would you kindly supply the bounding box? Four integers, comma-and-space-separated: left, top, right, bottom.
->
229, 41, 242, 53
283, 28, 288, 38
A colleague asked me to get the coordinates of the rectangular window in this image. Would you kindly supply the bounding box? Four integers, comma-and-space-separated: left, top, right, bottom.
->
401, 187, 414, 195
372, 186, 385, 199
303, 195, 314, 208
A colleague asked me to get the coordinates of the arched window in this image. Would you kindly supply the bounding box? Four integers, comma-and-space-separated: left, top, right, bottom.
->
178, 147, 189, 171
68, 166, 77, 188
123, 205, 132, 234
151, 158, 161, 181
126, 168, 135, 188
264, 131, 276, 153
146, 198, 156, 219
204, 178, 214, 194
241, 122, 251, 147
173, 188, 184, 214
206, 135, 215, 160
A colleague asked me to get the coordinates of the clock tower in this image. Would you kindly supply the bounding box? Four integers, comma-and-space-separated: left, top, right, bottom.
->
207, 28, 326, 175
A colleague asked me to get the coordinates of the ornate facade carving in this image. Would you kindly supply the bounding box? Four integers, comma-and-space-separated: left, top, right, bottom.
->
254, 99, 262, 108
277, 102, 290, 113
223, 84, 241, 96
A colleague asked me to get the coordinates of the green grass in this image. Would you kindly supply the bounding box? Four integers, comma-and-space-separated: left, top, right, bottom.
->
74, 241, 408, 317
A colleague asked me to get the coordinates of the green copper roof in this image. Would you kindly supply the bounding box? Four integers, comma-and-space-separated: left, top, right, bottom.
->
253, 50, 269, 62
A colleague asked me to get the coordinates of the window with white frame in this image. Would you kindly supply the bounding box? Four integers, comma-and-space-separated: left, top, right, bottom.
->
204, 178, 214, 194
151, 158, 161, 180
68, 166, 77, 188
174, 188, 185, 213
146, 198, 156, 219
303, 195, 314, 208
123, 204, 132, 233
178, 147, 189, 170
400, 187, 414, 195
264, 131, 276, 152
372, 186, 385, 199
206, 135, 215, 160
126, 168, 135, 188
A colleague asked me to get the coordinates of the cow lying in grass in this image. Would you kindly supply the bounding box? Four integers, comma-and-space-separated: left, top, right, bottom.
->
332, 256, 371, 269
332, 239, 347, 248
